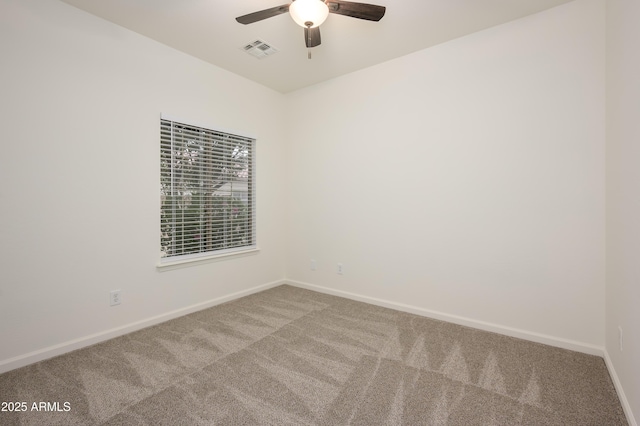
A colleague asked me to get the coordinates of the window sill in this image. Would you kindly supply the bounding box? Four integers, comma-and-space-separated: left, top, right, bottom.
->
156, 247, 260, 271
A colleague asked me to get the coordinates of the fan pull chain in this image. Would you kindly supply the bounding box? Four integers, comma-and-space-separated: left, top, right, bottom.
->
305, 22, 313, 59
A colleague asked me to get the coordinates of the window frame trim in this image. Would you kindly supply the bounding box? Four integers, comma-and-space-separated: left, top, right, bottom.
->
159, 113, 257, 267
156, 247, 260, 271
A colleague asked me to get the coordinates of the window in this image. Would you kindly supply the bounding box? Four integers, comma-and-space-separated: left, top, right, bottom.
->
160, 116, 256, 265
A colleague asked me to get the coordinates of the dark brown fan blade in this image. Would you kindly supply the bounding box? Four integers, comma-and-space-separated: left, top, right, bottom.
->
327, 0, 385, 21
235, 4, 290, 25
304, 26, 321, 48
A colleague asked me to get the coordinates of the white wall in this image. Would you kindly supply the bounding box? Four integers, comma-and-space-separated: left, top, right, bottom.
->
286, 0, 606, 349
0, 0, 287, 370
606, 0, 640, 423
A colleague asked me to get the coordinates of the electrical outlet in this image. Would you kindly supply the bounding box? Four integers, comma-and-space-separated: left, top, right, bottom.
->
337, 263, 344, 275
110, 290, 121, 306
310, 259, 317, 271
619, 326, 623, 351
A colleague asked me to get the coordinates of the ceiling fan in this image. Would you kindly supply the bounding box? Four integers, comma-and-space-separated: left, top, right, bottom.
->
235, 0, 386, 50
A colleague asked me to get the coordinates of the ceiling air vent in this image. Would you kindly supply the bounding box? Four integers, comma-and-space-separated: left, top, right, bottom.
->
242, 39, 278, 59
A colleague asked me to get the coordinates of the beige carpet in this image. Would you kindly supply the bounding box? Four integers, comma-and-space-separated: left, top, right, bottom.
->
0, 285, 627, 425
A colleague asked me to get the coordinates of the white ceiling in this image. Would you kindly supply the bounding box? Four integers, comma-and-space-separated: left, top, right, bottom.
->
60, 0, 574, 93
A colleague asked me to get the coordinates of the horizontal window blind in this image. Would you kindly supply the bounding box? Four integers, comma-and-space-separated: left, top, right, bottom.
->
160, 117, 256, 263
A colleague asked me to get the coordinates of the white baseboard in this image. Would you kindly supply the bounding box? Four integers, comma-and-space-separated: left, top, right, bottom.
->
0, 279, 286, 374
286, 280, 605, 357
604, 350, 638, 426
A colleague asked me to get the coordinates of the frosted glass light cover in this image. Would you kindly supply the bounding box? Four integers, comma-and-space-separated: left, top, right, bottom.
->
289, 0, 329, 28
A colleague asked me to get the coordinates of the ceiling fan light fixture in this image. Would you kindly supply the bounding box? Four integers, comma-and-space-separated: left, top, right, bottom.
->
289, 0, 329, 28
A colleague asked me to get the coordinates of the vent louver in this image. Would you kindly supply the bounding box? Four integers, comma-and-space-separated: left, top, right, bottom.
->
242, 39, 278, 59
